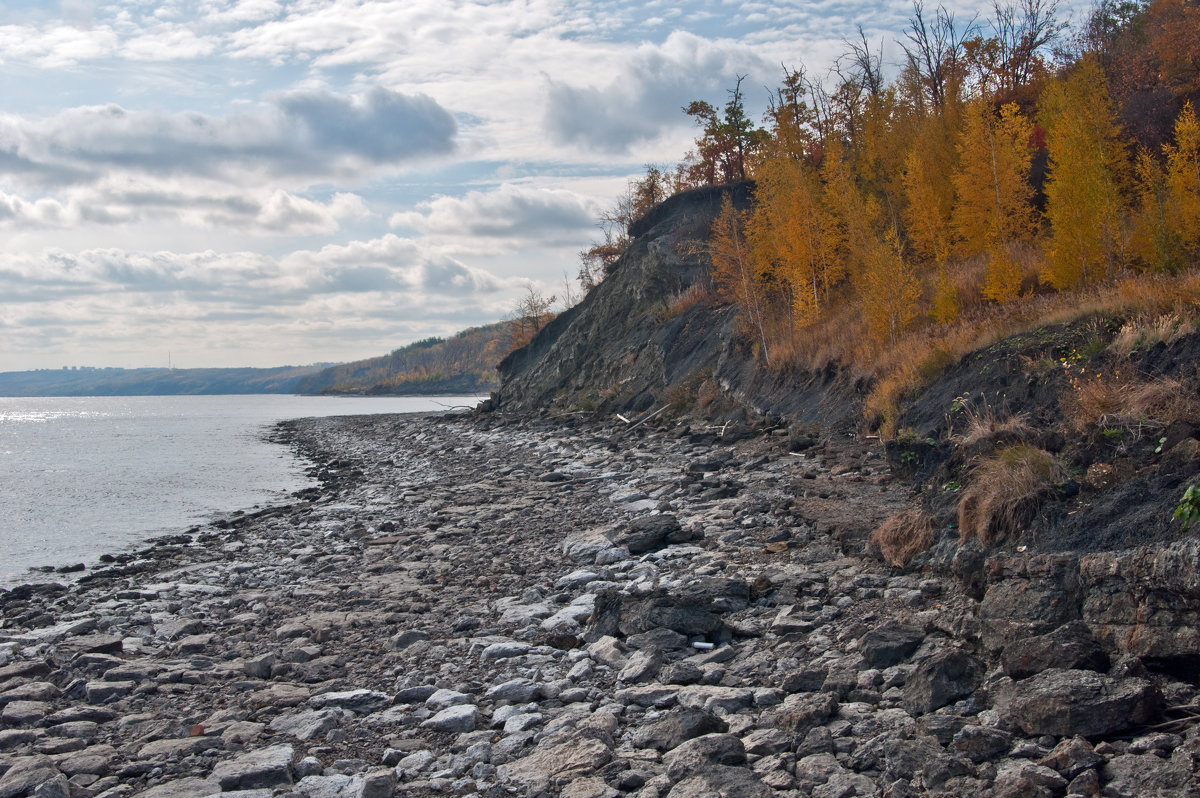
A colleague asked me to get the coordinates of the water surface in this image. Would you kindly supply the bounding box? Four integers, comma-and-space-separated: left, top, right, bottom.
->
0, 395, 481, 586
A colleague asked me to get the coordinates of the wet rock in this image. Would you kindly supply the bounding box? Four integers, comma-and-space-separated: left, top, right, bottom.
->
996, 669, 1160, 738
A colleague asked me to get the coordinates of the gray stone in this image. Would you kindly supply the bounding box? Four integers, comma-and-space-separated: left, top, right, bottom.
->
617, 649, 662, 683
424, 688, 470, 710
131, 778, 219, 798
211, 744, 295, 791
903, 648, 983, 715
0, 756, 62, 798
630, 709, 727, 752
666, 764, 772, 798
480, 642, 530, 660
1000, 621, 1109, 679
498, 738, 612, 793
420, 705, 477, 733
269, 709, 348, 741
858, 622, 925, 669
85, 681, 133, 704
997, 669, 1160, 738
663, 733, 746, 782
308, 690, 391, 715
484, 678, 540, 704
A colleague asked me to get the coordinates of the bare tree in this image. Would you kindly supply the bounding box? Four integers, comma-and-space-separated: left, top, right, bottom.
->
992, 0, 1066, 92
901, 1, 977, 111
509, 282, 557, 349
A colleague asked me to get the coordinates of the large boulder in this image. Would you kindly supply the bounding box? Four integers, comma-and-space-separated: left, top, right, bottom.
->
858, 622, 925, 669
630, 709, 727, 752
1000, 621, 1109, 679
903, 648, 983, 715
996, 668, 1161, 738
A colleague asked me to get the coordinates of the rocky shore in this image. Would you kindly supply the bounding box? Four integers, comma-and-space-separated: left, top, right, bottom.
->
1, 411, 1198, 798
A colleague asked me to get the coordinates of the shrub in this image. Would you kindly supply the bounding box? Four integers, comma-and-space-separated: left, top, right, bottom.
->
869, 509, 937, 567
958, 444, 1063, 545
1063, 372, 1200, 433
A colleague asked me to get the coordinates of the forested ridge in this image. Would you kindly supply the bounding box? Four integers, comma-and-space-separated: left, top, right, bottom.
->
582, 0, 1200, 435
297, 322, 512, 395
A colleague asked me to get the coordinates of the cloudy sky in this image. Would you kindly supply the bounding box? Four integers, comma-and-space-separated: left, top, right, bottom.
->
0, 0, 1083, 370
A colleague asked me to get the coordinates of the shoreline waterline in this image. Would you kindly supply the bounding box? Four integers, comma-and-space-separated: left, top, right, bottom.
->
0, 394, 484, 588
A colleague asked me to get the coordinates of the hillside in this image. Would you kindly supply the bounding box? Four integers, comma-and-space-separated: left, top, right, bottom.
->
0, 365, 328, 396
297, 321, 512, 396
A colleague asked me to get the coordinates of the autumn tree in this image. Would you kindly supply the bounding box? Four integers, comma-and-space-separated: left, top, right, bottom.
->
1132, 148, 1182, 271
859, 232, 923, 345
1165, 102, 1200, 252
901, 1, 975, 113
578, 165, 674, 290
746, 153, 838, 326
709, 195, 771, 361
953, 100, 1037, 301
508, 283, 556, 350
1040, 58, 1129, 288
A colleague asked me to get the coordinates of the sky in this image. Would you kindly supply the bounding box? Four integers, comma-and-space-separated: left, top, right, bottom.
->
0, 0, 1088, 370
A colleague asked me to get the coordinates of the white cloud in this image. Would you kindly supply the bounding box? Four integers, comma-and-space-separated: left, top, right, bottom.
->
390, 184, 597, 243
0, 87, 456, 190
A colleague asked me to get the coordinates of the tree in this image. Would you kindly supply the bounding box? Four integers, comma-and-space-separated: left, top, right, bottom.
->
1040, 58, 1129, 289
953, 100, 1037, 300
747, 153, 839, 326
859, 232, 923, 345
901, 1, 975, 112
902, 143, 955, 264
1165, 102, 1200, 250
508, 282, 556, 350
683, 76, 769, 185
709, 195, 771, 361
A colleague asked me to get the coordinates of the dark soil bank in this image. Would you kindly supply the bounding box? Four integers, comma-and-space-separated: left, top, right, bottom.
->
2, 412, 1199, 797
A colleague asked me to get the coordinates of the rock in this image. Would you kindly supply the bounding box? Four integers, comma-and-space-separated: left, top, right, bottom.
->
666, 764, 772, 797
292, 774, 359, 798
1038, 736, 1103, 779
997, 669, 1160, 738
138, 737, 219, 759
31, 775, 69, 798
1102, 753, 1192, 796
618, 649, 662, 683
903, 648, 983, 715
950, 725, 1013, 763
662, 733, 746, 782
393, 685, 437, 704
741, 728, 793, 756
359, 769, 396, 798
419, 705, 477, 733
84, 681, 133, 704
269, 709, 348, 741
1000, 621, 1108, 679
2, 701, 49, 726
586, 636, 627, 670
211, 744, 295, 791
617, 515, 681, 554
562, 528, 616, 563
858, 622, 925, 669
0, 756, 61, 798
242, 653, 275, 679
130, 778, 218, 798
758, 691, 838, 734
979, 564, 1081, 652
480, 642, 530, 660
992, 760, 1069, 798
389, 630, 429, 650
308, 690, 391, 715
0, 683, 60, 706
485, 678, 540, 704
630, 710, 727, 752
424, 688, 470, 710
498, 738, 612, 793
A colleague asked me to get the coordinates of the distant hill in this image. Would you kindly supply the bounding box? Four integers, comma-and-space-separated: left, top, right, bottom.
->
0, 365, 330, 396
296, 321, 512, 396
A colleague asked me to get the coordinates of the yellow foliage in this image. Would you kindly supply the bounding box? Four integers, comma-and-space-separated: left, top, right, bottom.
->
1040, 59, 1129, 289
1166, 102, 1200, 249
709, 195, 772, 361
932, 265, 960, 323
953, 101, 1036, 259
982, 242, 1024, 303
858, 232, 922, 345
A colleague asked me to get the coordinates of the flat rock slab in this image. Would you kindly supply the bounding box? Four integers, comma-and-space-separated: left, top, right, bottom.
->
0, 755, 61, 798
211, 744, 294, 791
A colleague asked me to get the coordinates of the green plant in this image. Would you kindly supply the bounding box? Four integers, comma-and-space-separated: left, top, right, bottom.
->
1101, 428, 1125, 440
1175, 485, 1199, 531
900, 450, 919, 466
1156, 436, 1168, 454
943, 480, 961, 492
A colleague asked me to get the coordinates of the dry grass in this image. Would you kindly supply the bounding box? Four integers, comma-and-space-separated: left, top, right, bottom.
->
957, 403, 1033, 446
662, 281, 711, 319
1110, 312, 1193, 355
958, 444, 1063, 546
1064, 373, 1200, 433
869, 509, 937, 567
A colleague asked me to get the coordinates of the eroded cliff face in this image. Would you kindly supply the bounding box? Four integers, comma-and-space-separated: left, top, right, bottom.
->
494, 183, 860, 429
